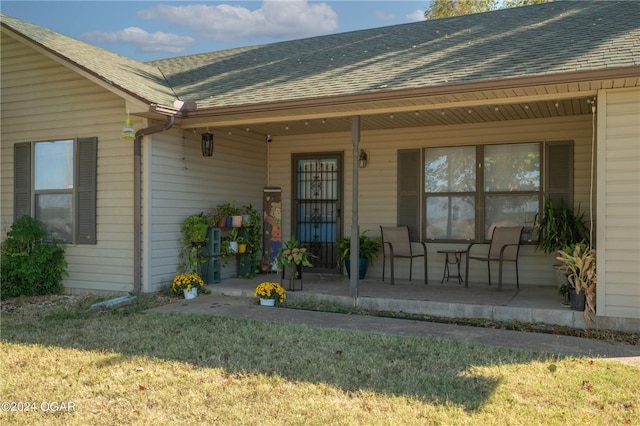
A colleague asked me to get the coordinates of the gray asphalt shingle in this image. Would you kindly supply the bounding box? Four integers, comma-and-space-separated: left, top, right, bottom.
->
3, 1, 639, 110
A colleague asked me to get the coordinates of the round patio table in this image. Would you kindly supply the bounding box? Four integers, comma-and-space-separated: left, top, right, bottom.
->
437, 249, 467, 284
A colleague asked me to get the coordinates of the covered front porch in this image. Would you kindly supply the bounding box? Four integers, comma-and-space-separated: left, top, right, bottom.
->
205, 273, 593, 330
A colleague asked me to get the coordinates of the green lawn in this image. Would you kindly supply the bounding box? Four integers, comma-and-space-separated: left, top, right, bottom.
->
1, 295, 638, 425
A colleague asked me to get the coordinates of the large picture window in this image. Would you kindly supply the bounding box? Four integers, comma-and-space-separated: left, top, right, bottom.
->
424, 143, 541, 241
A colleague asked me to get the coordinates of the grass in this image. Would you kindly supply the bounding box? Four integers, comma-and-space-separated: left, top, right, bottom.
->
1, 294, 638, 425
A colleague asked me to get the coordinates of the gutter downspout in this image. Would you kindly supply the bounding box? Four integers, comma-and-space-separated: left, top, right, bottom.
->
132, 116, 175, 295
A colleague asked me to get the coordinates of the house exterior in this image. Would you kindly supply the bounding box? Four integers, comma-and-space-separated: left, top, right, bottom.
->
1, 2, 639, 330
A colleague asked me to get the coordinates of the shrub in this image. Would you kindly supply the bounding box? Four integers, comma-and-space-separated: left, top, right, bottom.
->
1, 215, 68, 300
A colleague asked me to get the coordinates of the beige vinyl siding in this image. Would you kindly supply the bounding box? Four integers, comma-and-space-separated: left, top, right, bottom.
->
270, 114, 595, 284
1, 35, 136, 294
597, 88, 640, 319
146, 130, 267, 291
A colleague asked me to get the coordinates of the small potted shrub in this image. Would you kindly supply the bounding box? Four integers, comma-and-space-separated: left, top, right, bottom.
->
253, 281, 286, 306
337, 230, 381, 279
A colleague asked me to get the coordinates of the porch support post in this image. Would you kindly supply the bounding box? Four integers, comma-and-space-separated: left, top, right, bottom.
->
350, 115, 361, 299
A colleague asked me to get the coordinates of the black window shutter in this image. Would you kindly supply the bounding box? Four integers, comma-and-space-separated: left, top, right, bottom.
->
76, 137, 97, 244
545, 141, 574, 209
14, 142, 32, 220
397, 149, 421, 241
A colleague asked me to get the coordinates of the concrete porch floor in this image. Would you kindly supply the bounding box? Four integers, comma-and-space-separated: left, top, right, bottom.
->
206, 273, 593, 330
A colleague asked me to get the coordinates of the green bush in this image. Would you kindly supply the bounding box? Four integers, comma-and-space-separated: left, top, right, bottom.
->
1, 215, 68, 300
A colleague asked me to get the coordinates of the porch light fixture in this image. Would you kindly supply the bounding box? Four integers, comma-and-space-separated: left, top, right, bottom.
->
201, 131, 214, 157
359, 149, 368, 168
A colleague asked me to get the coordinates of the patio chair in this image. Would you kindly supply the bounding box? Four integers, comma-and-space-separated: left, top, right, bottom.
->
465, 226, 523, 291
380, 226, 428, 285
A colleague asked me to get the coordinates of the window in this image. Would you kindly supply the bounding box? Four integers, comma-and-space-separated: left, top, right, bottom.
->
424, 143, 541, 241
424, 146, 476, 240
35, 140, 74, 242
398, 142, 572, 242
482, 143, 540, 239
14, 137, 97, 244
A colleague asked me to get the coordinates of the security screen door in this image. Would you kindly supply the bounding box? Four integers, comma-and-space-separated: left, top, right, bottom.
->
292, 153, 342, 274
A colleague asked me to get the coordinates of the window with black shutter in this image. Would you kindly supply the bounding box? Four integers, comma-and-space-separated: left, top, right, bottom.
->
13, 137, 97, 244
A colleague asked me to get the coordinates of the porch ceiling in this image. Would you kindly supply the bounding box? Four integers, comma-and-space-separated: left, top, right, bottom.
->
232, 96, 596, 138
194, 95, 597, 138
163, 74, 636, 137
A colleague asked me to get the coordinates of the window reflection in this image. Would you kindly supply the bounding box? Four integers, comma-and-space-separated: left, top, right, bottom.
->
35, 140, 74, 190
35, 194, 72, 242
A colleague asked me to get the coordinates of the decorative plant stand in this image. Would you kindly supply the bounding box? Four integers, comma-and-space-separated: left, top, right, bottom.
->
281, 265, 303, 291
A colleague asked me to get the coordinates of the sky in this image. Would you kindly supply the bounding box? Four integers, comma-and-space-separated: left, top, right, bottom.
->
1, 1, 428, 62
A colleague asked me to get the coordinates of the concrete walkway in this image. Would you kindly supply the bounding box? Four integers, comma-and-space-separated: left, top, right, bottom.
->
150, 292, 640, 367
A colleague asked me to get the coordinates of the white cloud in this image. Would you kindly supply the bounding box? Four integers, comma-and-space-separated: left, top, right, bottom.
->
81, 27, 195, 53
375, 10, 396, 21
136, 1, 338, 41
407, 9, 426, 22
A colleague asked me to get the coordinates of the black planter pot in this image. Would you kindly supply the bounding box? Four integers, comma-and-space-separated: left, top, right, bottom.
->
569, 289, 586, 311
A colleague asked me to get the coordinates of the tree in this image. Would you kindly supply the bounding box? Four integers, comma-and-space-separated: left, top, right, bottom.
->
424, 0, 551, 20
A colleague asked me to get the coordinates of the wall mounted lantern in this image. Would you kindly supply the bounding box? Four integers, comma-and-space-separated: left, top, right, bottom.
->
359, 149, 368, 168
201, 131, 214, 157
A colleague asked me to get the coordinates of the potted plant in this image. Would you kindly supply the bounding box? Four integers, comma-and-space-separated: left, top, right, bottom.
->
337, 230, 381, 279
556, 243, 597, 325
276, 237, 314, 288
215, 201, 242, 228
181, 212, 209, 244
209, 207, 226, 228
211, 201, 241, 228
533, 196, 590, 302
227, 227, 240, 253
238, 204, 262, 277
171, 272, 204, 299
253, 281, 287, 306
533, 196, 589, 255
178, 213, 209, 274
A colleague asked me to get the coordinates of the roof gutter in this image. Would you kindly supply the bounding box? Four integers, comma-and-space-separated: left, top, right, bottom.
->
132, 115, 175, 295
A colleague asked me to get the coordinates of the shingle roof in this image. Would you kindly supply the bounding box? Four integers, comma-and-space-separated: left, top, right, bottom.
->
3, 1, 639, 111
0, 13, 177, 106
149, 1, 640, 109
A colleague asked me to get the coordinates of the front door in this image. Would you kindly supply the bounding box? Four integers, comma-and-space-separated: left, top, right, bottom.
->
292, 153, 342, 274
